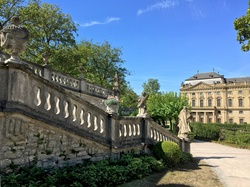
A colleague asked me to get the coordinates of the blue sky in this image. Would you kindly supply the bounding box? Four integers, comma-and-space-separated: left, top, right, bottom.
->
43, 0, 250, 94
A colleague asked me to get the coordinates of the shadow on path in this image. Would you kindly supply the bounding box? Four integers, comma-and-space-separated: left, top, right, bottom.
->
195, 156, 235, 160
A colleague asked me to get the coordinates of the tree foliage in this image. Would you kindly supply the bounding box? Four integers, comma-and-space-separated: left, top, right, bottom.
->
18, 0, 78, 63
0, 0, 24, 29
0, 0, 132, 96
147, 92, 189, 134
142, 78, 160, 95
48, 40, 130, 91
120, 86, 138, 110
234, 1, 250, 51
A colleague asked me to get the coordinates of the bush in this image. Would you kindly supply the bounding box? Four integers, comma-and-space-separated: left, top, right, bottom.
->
179, 152, 194, 165
153, 141, 181, 167
0, 154, 166, 187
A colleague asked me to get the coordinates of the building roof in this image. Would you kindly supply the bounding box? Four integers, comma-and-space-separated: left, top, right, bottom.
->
185, 72, 223, 81
226, 77, 250, 83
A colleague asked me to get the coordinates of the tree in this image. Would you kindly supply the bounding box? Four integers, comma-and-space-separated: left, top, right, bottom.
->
142, 78, 160, 95
234, 1, 250, 51
147, 92, 189, 134
119, 86, 138, 115
0, 1, 130, 93
0, 0, 24, 29
18, 0, 78, 63
49, 40, 130, 91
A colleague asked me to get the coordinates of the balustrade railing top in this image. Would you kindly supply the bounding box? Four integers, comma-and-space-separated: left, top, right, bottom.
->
21, 60, 114, 99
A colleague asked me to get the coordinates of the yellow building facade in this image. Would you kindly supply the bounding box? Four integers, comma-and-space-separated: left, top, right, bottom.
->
180, 72, 250, 124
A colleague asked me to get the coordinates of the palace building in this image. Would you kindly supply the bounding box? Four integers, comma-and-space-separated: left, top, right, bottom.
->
180, 71, 250, 124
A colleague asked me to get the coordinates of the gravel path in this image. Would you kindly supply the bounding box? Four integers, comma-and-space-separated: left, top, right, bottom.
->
191, 140, 250, 187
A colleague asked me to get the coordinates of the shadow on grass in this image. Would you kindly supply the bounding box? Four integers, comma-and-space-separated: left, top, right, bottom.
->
119, 158, 215, 187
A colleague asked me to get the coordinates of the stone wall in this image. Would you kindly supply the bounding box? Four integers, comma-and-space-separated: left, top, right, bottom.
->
0, 113, 111, 169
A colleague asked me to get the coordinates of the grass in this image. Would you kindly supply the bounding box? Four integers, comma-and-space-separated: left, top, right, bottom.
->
118, 158, 223, 187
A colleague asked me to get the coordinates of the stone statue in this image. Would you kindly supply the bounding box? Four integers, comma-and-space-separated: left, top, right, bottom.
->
104, 95, 119, 115
177, 106, 191, 141
136, 92, 149, 117
0, 16, 29, 64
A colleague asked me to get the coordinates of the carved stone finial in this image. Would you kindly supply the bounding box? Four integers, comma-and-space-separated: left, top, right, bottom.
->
0, 16, 29, 64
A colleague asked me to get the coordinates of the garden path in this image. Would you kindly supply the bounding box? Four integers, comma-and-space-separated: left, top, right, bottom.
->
191, 140, 250, 187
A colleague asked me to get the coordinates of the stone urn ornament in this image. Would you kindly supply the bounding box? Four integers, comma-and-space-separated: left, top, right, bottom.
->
0, 16, 29, 64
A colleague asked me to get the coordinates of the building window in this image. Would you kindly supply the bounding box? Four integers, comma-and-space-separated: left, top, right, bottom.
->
208, 92, 212, 95
216, 91, 220, 95
228, 99, 232, 107
229, 118, 233, 124
192, 92, 195, 96
217, 118, 221, 123
227, 91, 232, 95
200, 100, 204, 107
208, 118, 212, 123
208, 99, 212, 107
239, 110, 243, 114
239, 119, 244, 124
228, 110, 232, 114
192, 100, 196, 107
217, 98, 221, 107
200, 92, 203, 96
200, 118, 204, 123
239, 98, 243, 107
238, 90, 243, 94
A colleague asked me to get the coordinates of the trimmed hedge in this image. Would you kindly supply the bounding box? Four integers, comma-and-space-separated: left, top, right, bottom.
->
191, 122, 250, 148
153, 141, 181, 167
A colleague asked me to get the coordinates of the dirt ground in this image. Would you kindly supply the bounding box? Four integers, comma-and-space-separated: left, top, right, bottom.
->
119, 159, 223, 187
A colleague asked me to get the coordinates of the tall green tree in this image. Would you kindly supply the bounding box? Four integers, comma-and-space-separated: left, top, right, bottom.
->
147, 92, 189, 134
234, 1, 250, 51
49, 40, 130, 91
142, 78, 160, 95
119, 86, 138, 110
0, 0, 24, 29
18, 0, 78, 63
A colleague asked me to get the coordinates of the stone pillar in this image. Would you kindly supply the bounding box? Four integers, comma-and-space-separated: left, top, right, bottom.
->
181, 140, 190, 153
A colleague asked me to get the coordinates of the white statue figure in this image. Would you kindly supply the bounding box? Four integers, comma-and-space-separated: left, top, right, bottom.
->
0, 16, 29, 64
104, 95, 119, 115
136, 92, 149, 117
177, 106, 191, 141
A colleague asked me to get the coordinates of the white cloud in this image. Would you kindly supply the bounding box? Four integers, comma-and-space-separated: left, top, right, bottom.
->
80, 17, 120, 27
137, 0, 179, 16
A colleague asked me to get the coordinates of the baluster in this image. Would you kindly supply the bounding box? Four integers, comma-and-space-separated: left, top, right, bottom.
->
54, 96, 60, 115
80, 109, 85, 125
72, 105, 77, 121
34, 86, 41, 106
123, 124, 127, 137
94, 116, 98, 131
44, 92, 51, 110
64, 101, 69, 118
133, 124, 136, 136
129, 124, 132, 136
100, 118, 104, 133
87, 112, 91, 128
137, 124, 140, 135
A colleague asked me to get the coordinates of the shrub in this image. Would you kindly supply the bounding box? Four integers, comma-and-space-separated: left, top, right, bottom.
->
153, 141, 181, 167
179, 152, 194, 165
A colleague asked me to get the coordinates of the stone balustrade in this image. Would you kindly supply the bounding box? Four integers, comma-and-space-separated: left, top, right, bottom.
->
22, 60, 113, 98
0, 61, 188, 169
